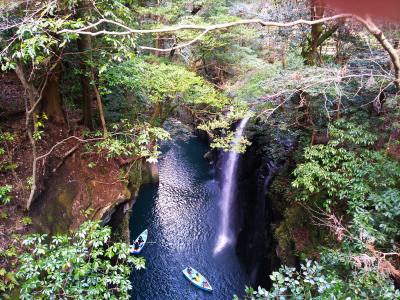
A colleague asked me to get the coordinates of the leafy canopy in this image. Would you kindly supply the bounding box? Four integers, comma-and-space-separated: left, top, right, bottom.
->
17, 221, 145, 300
236, 259, 400, 300
100, 57, 228, 108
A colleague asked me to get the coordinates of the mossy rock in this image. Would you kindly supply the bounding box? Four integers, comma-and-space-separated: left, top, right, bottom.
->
141, 161, 159, 185
31, 181, 78, 235
127, 160, 143, 196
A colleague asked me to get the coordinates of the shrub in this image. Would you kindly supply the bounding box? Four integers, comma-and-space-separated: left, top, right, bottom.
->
17, 221, 145, 299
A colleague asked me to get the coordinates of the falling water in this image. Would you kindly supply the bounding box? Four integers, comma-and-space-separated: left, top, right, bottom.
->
214, 117, 249, 254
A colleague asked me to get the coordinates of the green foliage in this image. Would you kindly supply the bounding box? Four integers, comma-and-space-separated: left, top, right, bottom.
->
0, 131, 15, 173
210, 130, 251, 153
292, 119, 400, 245
0, 184, 12, 205
33, 113, 48, 141
242, 118, 400, 300
0, 244, 19, 296
183, 18, 262, 80
20, 217, 32, 226
293, 120, 381, 208
2, 2, 399, 300
141, 61, 224, 107
228, 49, 307, 102
0, 131, 14, 146
228, 46, 392, 129
126, 0, 262, 82
0, 1, 81, 70
17, 221, 145, 299
100, 57, 228, 123
81, 207, 95, 220
0, 267, 17, 295
198, 106, 252, 152
0, 0, 136, 70
319, 250, 400, 299
263, 260, 337, 299
237, 259, 399, 299
261, 118, 400, 299
133, 0, 228, 24
0, 211, 8, 219
95, 121, 170, 162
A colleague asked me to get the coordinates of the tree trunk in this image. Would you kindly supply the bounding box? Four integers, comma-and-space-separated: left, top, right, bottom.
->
303, 0, 325, 65
92, 82, 107, 135
15, 63, 38, 210
41, 63, 65, 124
77, 0, 94, 130
78, 35, 94, 130
14, 63, 37, 109
155, 0, 164, 56
14, 63, 42, 210
77, 0, 107, 132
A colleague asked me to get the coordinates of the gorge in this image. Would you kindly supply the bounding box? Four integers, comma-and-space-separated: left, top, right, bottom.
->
1, 1, 400, 298
129, 133, 249, 299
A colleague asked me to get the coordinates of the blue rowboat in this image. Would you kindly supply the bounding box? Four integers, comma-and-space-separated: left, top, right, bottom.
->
130, 229, 148, 254
182, 266, 213, 292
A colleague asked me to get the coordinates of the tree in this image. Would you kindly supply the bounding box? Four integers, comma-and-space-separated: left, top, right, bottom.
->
99, 57, 228, 126
77, 6, 95, 130
235, 119, 400, 299
0, 0, 137, 209
301, 0, 344, 65
1, 1, 400, 298
17, 221, 145, 299
1, 1, 74, 123
58, 13, 400, 91
236, 259, 400, 299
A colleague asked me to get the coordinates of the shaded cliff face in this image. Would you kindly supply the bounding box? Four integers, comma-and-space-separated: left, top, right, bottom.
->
29, 150, 140, 235
235, 123, 296, 287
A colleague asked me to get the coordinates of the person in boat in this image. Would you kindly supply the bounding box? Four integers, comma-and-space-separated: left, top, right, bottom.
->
194, 274, 201, 282
138, 236, 144, 244
187, 267, 192, 275
202, 281, 209, 288
134, 241, 140, 250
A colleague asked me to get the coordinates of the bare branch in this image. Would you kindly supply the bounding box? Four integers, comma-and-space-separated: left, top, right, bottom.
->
57, 14, 353, 37
353, 16, 400, 90
57, 14, 400, 90
36, 136, 104, 162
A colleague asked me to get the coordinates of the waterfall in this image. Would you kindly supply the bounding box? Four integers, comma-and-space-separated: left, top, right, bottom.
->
214, 117, 249, 254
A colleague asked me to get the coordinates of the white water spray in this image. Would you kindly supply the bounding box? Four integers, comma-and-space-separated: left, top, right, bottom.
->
214, 117, 249, 254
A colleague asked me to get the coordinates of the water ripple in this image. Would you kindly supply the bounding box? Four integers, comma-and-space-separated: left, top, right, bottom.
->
129, 138, 249, 300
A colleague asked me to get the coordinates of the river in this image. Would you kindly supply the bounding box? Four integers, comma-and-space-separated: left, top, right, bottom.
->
129, 135, 249, 299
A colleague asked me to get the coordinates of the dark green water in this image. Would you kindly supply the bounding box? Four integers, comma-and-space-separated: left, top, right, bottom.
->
129, 137, 249, 299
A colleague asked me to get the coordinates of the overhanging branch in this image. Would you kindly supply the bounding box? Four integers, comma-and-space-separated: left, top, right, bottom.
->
58, 15, 353, 53
58, 14, 353, 37
56, 14, 400, 90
